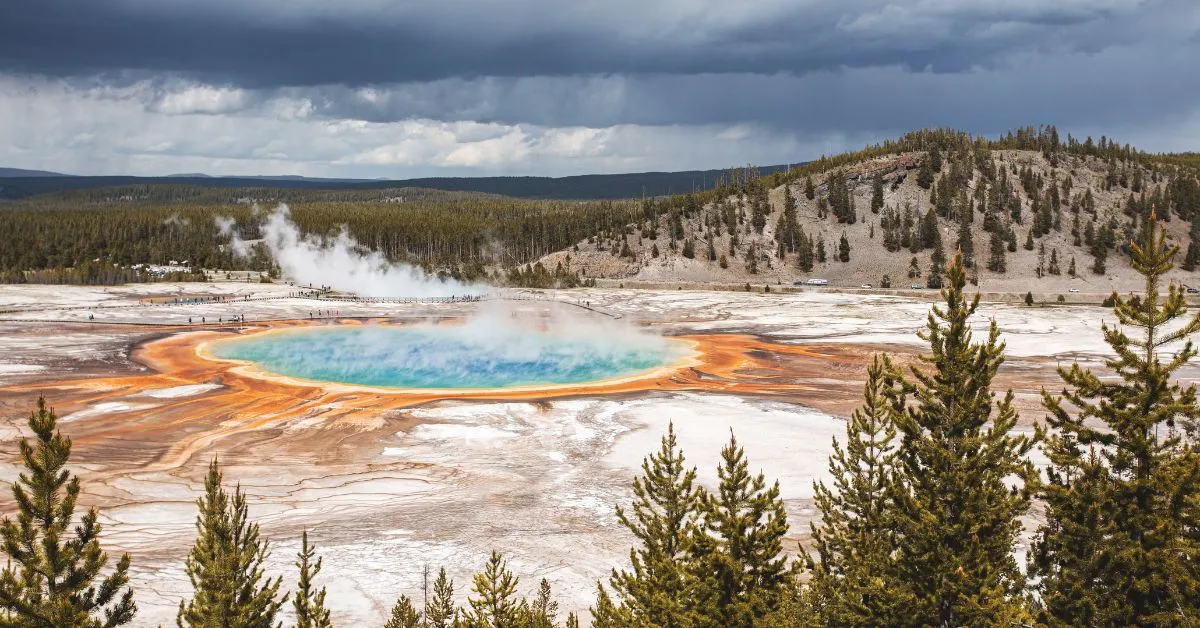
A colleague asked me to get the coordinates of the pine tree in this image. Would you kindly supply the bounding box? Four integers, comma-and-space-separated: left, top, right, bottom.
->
177, 459, 285, 628
871, 173, 885, 214
810, 357, 909, 625
804, 176, 815, 200
1186, 215, 1200, 272
890, 251, 1040, 626
838, 232, 850, 263
293, 531, 332, 628
691, 433, 795, 626
605, 423, 703, 626
424, 567, 457, 628
525, 578, 559, 628
926, 237, 946, 290
987, 229, 1006, 272
465, 551, 520, 628
591, 584, 634, 628
917, 157, 935, 190
956, 211, 974, 267
1092, 242, 1107, 275
0, 397, 136, 627
384, 595, 421, 628
1033, 217, 1200, 625
816, 240, 826, 264
796, 230, 813, 273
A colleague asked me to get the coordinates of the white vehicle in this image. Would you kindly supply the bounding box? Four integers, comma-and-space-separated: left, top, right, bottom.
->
860, 284, 872, 289
806, 278, 829, 286
1069, 288, 1080, 293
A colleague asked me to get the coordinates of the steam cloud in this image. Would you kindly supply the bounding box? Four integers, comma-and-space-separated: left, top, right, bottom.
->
220, 204, 477, 298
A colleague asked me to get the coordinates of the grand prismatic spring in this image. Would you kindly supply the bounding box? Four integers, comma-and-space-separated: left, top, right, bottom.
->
207, 324, 689, 390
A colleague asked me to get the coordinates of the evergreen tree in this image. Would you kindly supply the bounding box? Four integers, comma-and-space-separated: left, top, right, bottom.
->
465, 551, 520, 628
1184, 213, 1200, 271
692, 433, 795, 626
1033, 217, 1200, 625
177, 459, 285, 628
927, 237, 946, 290
871, 173, 885, 214
1068, 256, 1076, 277
816, 240, 827, 264
804, 176, 816, 200
745, 243, 759, 275
0, 397, 136, 627
838, 233, 850, 263
796, 230, 813, 273
384, 595, 421, 628
810, 358, 909, 625
956, 211, 974, 267
917, 157, 935, 190
525, 579, 559, 628
292, 531, 332, 628
890, 252, 1040, 626
591, 584, 634, 628
1092, 242, 1108, 275
986, 229, 1006, 272
605, 423, 704, 626
425, 567, 457, 628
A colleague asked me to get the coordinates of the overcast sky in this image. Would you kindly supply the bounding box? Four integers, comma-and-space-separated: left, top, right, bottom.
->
1, 0, 1197, 178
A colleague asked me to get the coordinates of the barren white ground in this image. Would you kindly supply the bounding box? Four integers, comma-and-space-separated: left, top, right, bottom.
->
0, 281, 1191, 626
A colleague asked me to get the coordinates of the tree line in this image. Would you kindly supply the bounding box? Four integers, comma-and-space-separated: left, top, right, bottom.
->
3, 220, 1198, 625
0, 188, 640, 286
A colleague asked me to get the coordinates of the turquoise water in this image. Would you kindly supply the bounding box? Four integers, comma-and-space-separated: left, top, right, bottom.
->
210, 325, 682, 389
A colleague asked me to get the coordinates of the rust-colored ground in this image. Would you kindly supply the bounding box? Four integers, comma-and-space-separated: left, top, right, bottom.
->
0, 319, 1064, 473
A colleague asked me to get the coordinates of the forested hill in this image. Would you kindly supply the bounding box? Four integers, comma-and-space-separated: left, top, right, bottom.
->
0, 164, 795, 201
3, 126, 1199, 291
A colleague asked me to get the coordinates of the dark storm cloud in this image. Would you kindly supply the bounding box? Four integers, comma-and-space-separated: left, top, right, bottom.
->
2, 0, 1199, 178
0, 0, 1179, 87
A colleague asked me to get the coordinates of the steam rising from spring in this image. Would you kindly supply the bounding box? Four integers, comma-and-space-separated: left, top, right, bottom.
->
219, 204, 476, 297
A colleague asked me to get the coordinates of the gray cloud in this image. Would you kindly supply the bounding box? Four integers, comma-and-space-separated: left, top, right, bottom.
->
0, 0, 1197, 177
0, 0, 1185, 87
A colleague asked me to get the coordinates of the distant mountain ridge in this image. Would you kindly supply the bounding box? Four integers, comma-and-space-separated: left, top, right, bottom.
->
0, 164, 797, 200
0, 167, 69, 178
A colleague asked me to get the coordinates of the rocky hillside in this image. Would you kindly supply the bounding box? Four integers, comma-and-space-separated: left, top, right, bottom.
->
538, 134, 1200, 295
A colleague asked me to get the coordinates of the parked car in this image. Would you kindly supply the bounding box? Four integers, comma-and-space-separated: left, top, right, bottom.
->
860, 284, 872, 289
1188, 287, 1199, 294
1069, 288, 1080, 293
806, 278, 829, 286
911, 283, 924, 289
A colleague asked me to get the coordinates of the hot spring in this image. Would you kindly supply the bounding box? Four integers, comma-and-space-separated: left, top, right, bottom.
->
208, 323, 688, 389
